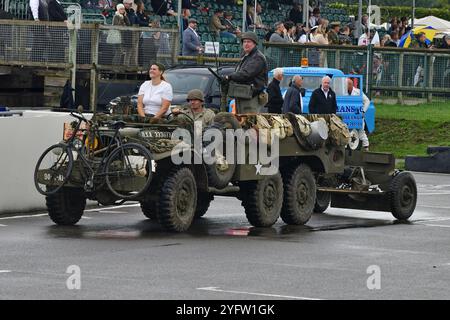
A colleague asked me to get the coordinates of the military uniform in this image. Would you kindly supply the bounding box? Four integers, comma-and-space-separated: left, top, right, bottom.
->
327, 30, 340, 45
178, 105, 216, 127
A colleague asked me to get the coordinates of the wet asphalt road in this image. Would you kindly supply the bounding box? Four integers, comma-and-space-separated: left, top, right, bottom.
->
1, 172, 450, 300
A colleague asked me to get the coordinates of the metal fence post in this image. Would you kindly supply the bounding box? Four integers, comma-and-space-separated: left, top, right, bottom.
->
90, 24, 99, 112
428, 53, 434, 103
69, 27, 77, 102
335, 49, 340, 70
366, 44, 373, 100
397, 51, 404, 105
172, 30, 179, 66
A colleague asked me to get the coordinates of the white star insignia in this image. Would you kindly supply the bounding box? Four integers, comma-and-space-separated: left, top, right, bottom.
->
255, 163, 263, 175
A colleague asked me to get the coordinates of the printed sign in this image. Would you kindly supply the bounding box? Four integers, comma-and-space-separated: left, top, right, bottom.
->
204, 42, 220, 55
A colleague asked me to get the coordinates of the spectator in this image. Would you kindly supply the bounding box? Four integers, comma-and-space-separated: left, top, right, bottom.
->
151, 0, 175, 16
29, 0, 49, 21
385, 31, 399, 47
48, 0, 67, 22
284, 21, 297, 43
288, 1, 303, 25
182, 0, 192, 20
182, 18, 203, 57
411, 32, 431, 49
269, 21, 288, 43
137, 63, 173, 119
347, 78, 370, 151
123, 0, 138, 25
309, 7, 320, 28
282, 75, 305, 115
266, 68, 284, 114
399, 16, 411, 35
222, 12, 241, 37
439, 34, 450, 49
47, 0, 67, 63
97, 0, 113, 9
210, 9, 234, 39
246, 3, 266, 30
112, 4, 131, 65
358, 28, 370, 46
327, 21, 340, 45
298, 25, 314, 44
135, 1, 151, 27
172, 89, 215, 127
139, 17, 161, 67
308, 76, 337, 114
339, 26, 352, 45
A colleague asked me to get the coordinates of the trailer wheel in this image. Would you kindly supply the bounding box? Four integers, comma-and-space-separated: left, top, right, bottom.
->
241, 173, 283, 227
389, 171, 417, 220
158, 167, 197, 232
195, 193, 214, 219
46, 187, 86, 225
281, 164, 316, 225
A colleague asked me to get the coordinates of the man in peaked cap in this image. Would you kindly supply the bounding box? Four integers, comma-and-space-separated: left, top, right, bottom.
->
172, 89, 215, 127
328, 21, 341, 45
223, 32, 268, 113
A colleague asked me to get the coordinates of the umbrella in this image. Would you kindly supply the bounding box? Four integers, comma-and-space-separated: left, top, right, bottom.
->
399, 26, 437, 48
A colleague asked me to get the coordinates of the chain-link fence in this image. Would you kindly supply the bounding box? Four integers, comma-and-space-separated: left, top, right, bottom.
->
0, 20, 179, 70
0, 21, 70, 64
263, 42, 450, 106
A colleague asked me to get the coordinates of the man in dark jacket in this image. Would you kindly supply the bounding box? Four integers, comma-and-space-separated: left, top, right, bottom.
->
266, 68, 284, 113
48, 0, 67, 21
282, 75, 305, 114
224, 32, 268, 113
308, 76, 338, 114
288, 2, 302, 25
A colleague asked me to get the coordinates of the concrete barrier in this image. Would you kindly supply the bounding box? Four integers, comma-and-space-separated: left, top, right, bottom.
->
0, 110, 91, 214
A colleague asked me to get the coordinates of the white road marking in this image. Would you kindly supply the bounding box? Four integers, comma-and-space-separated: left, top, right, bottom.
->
0, 224, 7, 227
0, 214, 47, 221
0, 270, 12, 273
91, 210, 129, 214
421, 224, 450, 228
84, 204, 140, 212
417, 205, 450, 210
418, 192, 450, 196
81, 216, 92, 220
197, 287, 321, 300
0, 204, 140, 221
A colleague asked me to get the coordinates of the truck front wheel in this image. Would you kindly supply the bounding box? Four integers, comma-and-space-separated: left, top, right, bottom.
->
158, 167, 197, 232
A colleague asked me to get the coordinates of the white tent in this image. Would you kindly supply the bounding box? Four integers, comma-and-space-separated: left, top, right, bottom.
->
410, 16, 450, 31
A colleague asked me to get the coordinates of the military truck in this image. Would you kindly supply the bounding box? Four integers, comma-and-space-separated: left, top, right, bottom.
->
34, 107, 417, 232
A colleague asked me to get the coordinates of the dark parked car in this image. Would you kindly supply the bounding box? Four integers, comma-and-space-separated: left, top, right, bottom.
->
105, 65, 236, 113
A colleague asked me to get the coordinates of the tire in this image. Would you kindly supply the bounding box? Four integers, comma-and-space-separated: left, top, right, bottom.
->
389, 171, 417, 220
204, 113, 240, 189
46, 187, 86, 225
140, 176, 164, 220
34, 143, 73, 196
281, 164, 316, 225
314, 176, 336, 213
195, 193, 214, 219
158, 167, 197, 232
241, 173, 283, 227
140, 200, 158, 220
314, 192, 331, 213
105, 143, 153, 200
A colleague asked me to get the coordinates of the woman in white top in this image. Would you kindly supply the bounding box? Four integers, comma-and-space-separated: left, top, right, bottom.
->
137, 63, 173, 118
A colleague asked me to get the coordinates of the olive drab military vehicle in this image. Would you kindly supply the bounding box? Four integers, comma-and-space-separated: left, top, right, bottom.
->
34, 98, 417, 232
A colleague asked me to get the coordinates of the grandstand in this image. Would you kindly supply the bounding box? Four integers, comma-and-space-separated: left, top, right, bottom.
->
0, 0, 353, 58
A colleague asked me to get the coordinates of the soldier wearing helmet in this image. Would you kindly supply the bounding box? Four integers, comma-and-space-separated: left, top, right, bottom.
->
172, 89, 216, 127
223, 31, 268, 113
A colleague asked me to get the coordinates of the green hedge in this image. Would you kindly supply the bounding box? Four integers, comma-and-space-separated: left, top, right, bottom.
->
329, 3, 450, 23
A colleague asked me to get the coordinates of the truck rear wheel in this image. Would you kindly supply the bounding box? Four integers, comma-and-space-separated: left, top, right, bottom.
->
46, 187, 86, 225
314, 176, 336, 213
158, 167, 197, 232
241, 173, 283, 227
389, 172, 417, 220
281, 164, 316, 225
